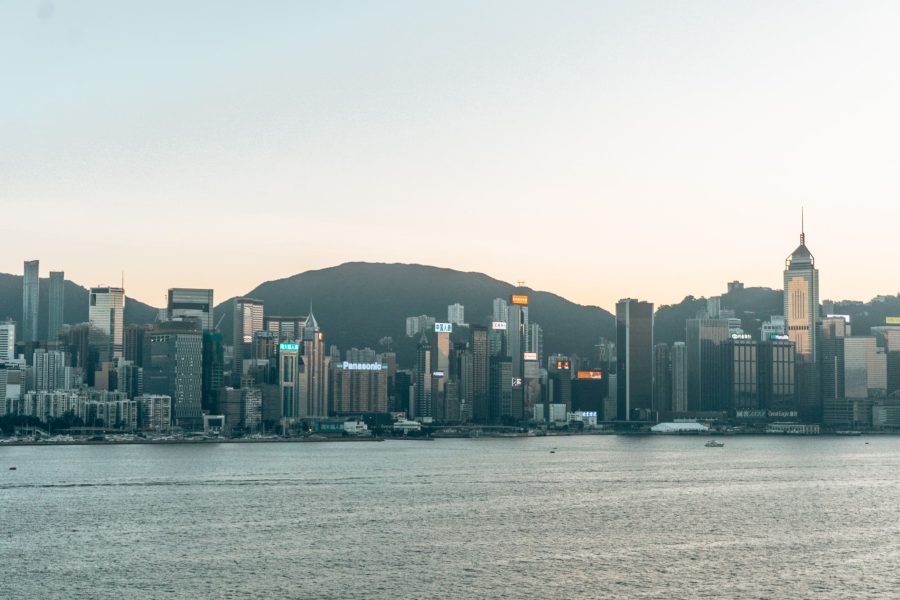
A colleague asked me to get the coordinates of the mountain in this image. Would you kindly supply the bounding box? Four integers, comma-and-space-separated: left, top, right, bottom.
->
0, 272, 158, 339
654, 287, 783, 344
214, 262, 616, 367
653, 286, 900, 344
2, 263, 897, 366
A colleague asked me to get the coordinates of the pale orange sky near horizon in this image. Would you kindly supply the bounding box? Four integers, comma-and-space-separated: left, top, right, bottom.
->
3, 1, 899, 312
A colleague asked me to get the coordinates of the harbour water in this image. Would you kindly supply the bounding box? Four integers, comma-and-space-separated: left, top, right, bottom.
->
2, 436, 900, 598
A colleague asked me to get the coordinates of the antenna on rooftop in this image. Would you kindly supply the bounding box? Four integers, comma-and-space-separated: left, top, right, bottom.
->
800, 207, 805, 245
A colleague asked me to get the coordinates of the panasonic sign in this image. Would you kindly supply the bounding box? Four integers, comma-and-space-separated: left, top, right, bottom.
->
339, 362, 385, 371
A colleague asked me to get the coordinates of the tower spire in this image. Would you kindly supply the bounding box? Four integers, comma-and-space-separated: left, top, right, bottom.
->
800, 207, 805, 245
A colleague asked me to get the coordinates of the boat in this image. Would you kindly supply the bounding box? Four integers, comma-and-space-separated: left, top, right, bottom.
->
704, 440, 725, 448
835, 430, 862, 436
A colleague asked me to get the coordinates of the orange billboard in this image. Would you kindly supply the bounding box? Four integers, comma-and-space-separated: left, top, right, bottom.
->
577, 371, 603, 379
510, 294, 529, 306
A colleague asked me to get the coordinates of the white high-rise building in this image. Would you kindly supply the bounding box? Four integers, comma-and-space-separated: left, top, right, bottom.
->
89, 287, 126, 358
232, 298, 264, 378
32, 349, 67, 391
0, 321, 15, 363
448, 303, 466, 326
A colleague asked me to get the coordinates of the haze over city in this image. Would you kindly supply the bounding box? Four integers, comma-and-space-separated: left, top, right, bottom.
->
3, 1, 900, 310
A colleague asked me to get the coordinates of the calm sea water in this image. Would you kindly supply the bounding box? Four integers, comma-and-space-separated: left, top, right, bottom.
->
2, 436, 900, 599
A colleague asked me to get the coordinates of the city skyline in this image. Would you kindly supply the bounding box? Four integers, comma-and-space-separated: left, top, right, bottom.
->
4, 1, 900, 310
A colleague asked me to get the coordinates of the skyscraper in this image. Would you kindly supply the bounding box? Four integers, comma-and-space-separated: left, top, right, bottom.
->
724, 337, 759, 413
652, 343, 671, 413
300, 311, 328, 418
22, 260, 39, 343
202, 330, 225, 412
143, 320, 204, 430
784, 220, 820, 360
783, 217, 820, 421
670, 342, 688, 412
32, 349, 67, 391
528, 322, 544, 367
507, 294, 529, 420
616, 299, 654, 421
758, 339, 796, 415
0, 321, 15, 363
492, 298, 509, 324
278, 341, 301, 419
167, 288, 214, 331
686, 318, 729, 412
89, 287, 125, 358
414, 332, 432, 419
448, 303, 465, 326
232, 298, 264, 380
264, 315, 306, 340
470, 325, 490, 423
48, 271, 65, 340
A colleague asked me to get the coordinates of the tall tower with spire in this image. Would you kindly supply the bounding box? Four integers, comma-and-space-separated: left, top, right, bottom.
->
300, 310, 328, 418
783, 210, 820, 421
783, 211, 819, 361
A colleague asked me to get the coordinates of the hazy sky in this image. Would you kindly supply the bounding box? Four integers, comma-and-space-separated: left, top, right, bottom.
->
3, 1, 899, 311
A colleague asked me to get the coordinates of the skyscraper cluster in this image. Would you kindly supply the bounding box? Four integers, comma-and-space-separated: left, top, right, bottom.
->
3, 223, 900, 437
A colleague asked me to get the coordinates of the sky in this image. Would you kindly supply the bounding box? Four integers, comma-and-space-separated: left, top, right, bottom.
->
2, 1, 899, 311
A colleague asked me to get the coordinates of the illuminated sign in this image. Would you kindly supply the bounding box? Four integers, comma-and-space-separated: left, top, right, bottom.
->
242, 335, 253, 343
580, 411, 598, 418
736, 410, 767, 419
318, 332, 324, 342
731, 333, 752, 340
887, 317, 900, 325
577, 371, 603, 379
770, 334, 790, 341
279, 343, 299, 352
768, 410, 798, 418
339, 362, 385, 371
555, 360, 570, 370
826, 314, 851, 323
510, 294, 529, 306
491, 321, 507, 331
523, 352, 538, 361
511, 377, 523, 389
432, 371, 445, 378
434, 323, 453, 333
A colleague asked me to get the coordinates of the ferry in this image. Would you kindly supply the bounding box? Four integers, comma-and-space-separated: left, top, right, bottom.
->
704, 440, 725, 448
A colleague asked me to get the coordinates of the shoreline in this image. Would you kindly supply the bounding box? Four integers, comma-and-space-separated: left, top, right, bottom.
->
1, 430, 895, 447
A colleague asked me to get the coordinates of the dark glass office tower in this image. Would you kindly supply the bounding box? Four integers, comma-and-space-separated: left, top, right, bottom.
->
48, 271, 65, 340
759, 339, 797, 415
652, 343, 671, 413
22, 260, 39, 343
202, 330, 225, 412
616, 299, 654, 421
470, 325, 490, 424
686, 318, 729, 412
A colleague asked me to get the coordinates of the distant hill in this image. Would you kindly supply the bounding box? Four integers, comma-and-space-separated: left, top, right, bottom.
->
214, 262, 617, 367
653, 286, 900, 344
1, 263, 897, 365
0, 272, 158, 339
654, 287, 783, 344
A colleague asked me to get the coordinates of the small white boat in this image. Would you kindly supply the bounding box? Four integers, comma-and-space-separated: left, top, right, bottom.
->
705, 440, 725, 448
